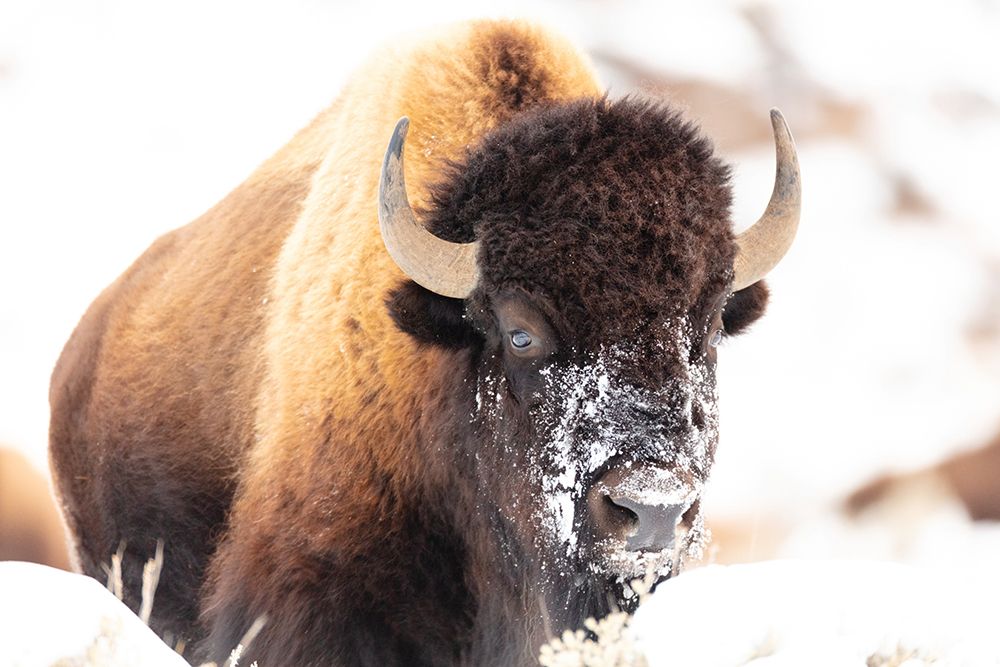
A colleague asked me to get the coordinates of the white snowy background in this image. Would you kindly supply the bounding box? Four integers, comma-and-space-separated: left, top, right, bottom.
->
2, 0, 1000, 663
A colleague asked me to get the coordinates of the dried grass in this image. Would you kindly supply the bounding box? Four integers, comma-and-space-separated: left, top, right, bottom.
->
140, 540, 164, 624
867, 645, 939, 667
103, 541, 125, 601
100, 542, 264, 667
537, 572, 656, 667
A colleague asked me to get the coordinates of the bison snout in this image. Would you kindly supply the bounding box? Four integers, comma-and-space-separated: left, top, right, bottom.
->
587, 464, 693, 553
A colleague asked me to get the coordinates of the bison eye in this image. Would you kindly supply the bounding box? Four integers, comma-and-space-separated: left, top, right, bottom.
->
708, 329, 724, 348
510, 330, 533, 349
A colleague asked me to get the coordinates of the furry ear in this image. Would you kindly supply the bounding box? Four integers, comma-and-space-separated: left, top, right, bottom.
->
386, 281, 481, 349
722, 280, 769, 336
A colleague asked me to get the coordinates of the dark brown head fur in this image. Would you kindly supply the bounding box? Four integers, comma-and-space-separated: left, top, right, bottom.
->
392, 97, 767, 350
436, 96, 734, 329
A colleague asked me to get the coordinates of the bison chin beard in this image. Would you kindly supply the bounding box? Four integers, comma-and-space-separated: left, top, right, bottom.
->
529, 502, 704, 633
465, 519, 692, 667
475, 485, 705, 660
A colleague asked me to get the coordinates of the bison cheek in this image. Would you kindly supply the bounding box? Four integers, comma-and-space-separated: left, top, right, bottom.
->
385, 281, 481, 349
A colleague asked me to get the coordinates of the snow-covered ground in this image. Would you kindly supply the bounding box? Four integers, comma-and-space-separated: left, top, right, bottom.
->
0, 562, 188, 666
2, 0, 1000, 662
634, 559, 1000, 666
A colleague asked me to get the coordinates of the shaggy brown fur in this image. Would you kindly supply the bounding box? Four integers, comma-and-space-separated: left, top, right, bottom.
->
430, 98, 733, 340
50, 20, 770, 666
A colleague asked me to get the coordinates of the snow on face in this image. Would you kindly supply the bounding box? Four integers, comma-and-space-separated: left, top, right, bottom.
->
521, 316, 718, 578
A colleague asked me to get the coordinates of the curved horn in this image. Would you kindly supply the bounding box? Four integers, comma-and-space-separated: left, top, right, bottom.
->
732, 108, 801, 292
378, 117, 480, 299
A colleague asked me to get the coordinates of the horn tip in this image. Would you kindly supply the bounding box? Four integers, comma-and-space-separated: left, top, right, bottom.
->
768, 107, 790, 133
767, 107, 796, 148
386, 117, 411, 163
391, 116, 410, 145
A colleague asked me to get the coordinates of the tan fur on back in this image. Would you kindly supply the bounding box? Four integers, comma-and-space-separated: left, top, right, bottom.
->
49, 19, 603, 649
239, 21, 600, 543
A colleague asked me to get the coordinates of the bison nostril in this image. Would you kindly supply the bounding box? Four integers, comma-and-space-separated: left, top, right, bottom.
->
602, 494, 640, 536
587, 464, 692, 554
587, 486, 640, 543
610, 496, 684, 552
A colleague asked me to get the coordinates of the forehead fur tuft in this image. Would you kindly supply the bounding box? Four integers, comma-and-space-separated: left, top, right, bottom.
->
426, 97, 736, 346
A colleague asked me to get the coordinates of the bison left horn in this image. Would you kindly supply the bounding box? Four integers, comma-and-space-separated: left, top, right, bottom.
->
378, 117, 481, 299
731, 108, 802, 292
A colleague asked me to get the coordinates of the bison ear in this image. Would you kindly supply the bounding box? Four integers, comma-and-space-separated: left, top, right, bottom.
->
722, 280, 769, 337
386, 281, 481, 349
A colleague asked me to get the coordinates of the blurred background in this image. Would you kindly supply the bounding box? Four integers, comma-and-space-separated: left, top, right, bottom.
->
2, 0, 999, 582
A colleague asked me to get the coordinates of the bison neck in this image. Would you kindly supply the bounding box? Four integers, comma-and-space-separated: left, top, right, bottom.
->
199, 370, 564, 667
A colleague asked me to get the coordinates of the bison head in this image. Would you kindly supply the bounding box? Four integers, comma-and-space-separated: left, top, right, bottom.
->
383, 98, 799, 633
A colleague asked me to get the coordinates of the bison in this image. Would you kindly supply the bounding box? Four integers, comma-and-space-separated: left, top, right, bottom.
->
49, 20, 800, 666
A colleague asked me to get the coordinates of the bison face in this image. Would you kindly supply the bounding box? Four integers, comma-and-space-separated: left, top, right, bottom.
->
383, 97, 796, 627
476, 293, 721, 585
461, 275, 766, 621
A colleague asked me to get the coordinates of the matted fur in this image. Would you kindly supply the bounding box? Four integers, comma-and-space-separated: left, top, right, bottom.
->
49, 19, 770, 667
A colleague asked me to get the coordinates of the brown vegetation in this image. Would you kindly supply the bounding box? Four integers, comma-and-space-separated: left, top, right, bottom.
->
0, 446, 70, 569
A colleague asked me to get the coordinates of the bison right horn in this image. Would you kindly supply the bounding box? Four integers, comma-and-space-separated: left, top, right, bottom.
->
378, 117, 481, 299
731, 109, 802, 292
